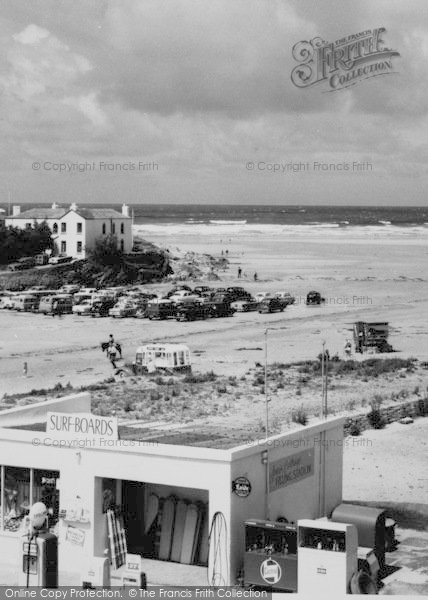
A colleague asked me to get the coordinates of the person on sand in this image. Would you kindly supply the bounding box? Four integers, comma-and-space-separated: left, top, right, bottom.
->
107, 341, 118, 369
254, 272, 258, 281
238, 267, 242, 278
344, 340, 352, 357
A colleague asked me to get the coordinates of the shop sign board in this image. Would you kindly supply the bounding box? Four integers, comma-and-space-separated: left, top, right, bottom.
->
260, 558, 282, 584
65, 525, 86, 546
269, 448, 314, 492
47, 412, 118, 441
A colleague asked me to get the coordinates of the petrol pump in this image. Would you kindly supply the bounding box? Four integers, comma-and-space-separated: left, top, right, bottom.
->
18, 502, 58, 588
297, 519, 358, 595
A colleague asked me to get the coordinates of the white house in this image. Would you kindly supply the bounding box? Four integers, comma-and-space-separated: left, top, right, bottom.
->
5, 203, 133, 259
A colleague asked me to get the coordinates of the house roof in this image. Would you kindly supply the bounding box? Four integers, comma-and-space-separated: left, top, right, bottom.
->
7, 208, 67, 220
7, 207, 131, 221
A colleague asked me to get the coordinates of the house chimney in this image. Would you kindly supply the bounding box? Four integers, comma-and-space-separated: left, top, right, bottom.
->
12, 205, 21, 216
122, 203, 130, 217
70, 203, 77, 211
51, 202, 58, 209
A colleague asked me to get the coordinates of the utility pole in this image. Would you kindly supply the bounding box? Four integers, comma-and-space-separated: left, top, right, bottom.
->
264, 328, 270, 520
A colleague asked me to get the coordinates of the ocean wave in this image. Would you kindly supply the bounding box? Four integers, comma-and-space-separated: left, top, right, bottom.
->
133, 221, 428, 239
209, 219, 247, 225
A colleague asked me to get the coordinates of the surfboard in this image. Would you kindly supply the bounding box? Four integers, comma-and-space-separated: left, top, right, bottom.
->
144, 492, 159, 534
159, 496, 176, 560
170, 500, 188, 562
197, 503, 209, 565
180, 503, 199, 564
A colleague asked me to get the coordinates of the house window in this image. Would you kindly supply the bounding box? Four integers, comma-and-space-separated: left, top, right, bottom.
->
120, 239, 124, 252
0, 465, 60, 532
61, 222, 66, 233
102, 223, 106, 235
77, 222, 82, 234
120, 223, 124, 234
61, 241, 66, 254
53, 223, 58, 234
112, 223, 116, 234
77, 241, 83, 254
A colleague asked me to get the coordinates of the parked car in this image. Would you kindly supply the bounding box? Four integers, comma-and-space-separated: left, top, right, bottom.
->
176, 301, 211, 321
306, 291, 325, 305
226, 287, 252, 301
169, 290, 200, 304
8, 262, 27, 271
90, 298, 117, 317
72, 299, 94, 315
145, 300, 177, 320
274, 292, 295, 306
164, 285, 192, 298
255, 292, 273, 302
59, 284, 80, 295
79, 287, 98, 294
231, 297, 259, 312
39, 295, 73, 315
109, 301, 137, 318
206, 301, 235, 318
0, 294, 17, 309
49, 255, 73, 265
14, 294, 38, 312
258, 297, 288, 313
193, 286, 214, 297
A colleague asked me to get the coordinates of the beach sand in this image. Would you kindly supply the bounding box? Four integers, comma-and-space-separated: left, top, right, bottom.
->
1, 228, 427, 396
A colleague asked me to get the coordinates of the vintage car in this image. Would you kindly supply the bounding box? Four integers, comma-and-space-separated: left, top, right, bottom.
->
145, 300, 177, 320
109, 301, 137, 318
72, 299, 95, 315
207, 301, 236, 318
226, 287, 252, 302
258, 297, 288, 313
306, 290, 325, 305
254, 291, 273, 302
90, 298, 117, 317
274, 292, 296, 306
231, 297, 259, 312
133, 343, 191, 374
175, 301, 211, 321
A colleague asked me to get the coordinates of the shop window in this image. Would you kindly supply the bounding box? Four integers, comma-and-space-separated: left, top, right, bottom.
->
77, 222, 82, 233
61, 241, 66, 254
0, 466, 60, 534
102, 223, 106, 235
120, 223, 124, 234
61, 222, 66, 233
52, 223, 58, 234
77, 241, 82, 254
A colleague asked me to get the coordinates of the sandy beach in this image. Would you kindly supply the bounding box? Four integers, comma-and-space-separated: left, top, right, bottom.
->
1, 227, 428, 396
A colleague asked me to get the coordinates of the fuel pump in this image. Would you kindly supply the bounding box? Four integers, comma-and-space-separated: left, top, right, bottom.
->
18, 502, 58, 588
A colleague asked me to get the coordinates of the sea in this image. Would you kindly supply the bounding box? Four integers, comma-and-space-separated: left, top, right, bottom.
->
2, 204, 428, 239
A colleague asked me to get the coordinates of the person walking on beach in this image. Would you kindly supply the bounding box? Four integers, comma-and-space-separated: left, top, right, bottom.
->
238, 267, 242, 279
254, 272, 258, 281
107, 341, 118, 369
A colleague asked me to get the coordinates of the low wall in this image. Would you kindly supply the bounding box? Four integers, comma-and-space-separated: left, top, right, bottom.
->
343, 397, 428, 435
0, 392, 90, 427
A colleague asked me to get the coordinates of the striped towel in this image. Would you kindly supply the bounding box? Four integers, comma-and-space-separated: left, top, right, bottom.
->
106, 509, 127, 570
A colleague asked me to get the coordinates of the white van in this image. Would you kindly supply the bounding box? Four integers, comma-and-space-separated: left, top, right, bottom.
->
14, 294, 38, 312
38, 295, 73, 315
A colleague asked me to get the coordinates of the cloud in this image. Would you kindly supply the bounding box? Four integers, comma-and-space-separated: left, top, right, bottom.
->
0, 0, 427, 205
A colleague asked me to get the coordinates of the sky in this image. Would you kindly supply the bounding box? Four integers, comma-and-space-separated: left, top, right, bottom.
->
0, 0, 427, 206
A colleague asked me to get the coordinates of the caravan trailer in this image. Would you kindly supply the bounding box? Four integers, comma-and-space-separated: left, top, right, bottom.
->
132, 344, 191, 374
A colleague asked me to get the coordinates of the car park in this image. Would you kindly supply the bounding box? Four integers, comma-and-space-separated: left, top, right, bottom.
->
258, 297, 288, 313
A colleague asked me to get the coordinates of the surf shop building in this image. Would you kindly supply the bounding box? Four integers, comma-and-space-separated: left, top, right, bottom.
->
0, 393, 344, 586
